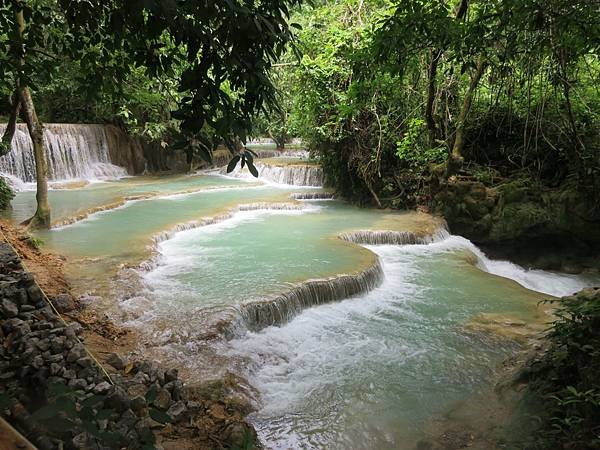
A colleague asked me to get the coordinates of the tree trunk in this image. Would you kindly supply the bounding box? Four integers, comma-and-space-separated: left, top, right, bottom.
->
451, 57, 487, 162
426, 49, 443, 146
20, 87, 51, 228
1, 89, 21, 156
13, 5, 51, 228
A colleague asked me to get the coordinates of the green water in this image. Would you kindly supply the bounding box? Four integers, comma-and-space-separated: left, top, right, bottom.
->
5, 173, 592, 449
2, 174, 245, 224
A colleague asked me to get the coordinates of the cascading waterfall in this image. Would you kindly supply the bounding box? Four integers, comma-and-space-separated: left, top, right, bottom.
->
342, 228, 593, 298
0, 123, 128, 185
237, 258, 384, 332
256, 162, 323, 186
339, 227, 451, 245
224, 161, 324, 186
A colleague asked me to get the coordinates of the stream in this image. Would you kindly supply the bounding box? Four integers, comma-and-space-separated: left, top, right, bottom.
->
2, 145, 598, 449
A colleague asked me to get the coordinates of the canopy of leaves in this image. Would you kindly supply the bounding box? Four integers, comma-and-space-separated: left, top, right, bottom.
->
1, 0, 303, 154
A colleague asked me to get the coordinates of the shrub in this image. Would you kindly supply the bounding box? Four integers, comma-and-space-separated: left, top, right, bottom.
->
0, 176, 15, 211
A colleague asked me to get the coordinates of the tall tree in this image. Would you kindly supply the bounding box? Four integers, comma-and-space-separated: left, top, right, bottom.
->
1, 0, 303, 227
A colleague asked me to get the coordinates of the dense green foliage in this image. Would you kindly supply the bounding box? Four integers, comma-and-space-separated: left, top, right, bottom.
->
1, 0, 303, 162
528, 289, 600, 449
0, 176, 14, 210
272, 0, 600, 207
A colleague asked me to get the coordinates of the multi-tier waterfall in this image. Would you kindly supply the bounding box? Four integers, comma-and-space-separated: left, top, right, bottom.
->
0, 124, 128, 185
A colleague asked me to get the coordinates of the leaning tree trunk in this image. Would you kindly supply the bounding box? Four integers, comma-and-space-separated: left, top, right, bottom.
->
20, 87, 50, 228
450, 57, 487, 166
13, 6, 50, 228
1, 89, 21, 155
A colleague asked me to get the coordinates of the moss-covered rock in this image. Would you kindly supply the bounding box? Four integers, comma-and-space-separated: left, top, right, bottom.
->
434, 176, 600, 272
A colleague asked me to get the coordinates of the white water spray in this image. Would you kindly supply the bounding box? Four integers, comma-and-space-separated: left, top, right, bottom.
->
0, 124, 127, 186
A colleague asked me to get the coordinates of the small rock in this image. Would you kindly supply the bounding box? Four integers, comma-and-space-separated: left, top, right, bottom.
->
106, 353, 126, 370
127, 384, 147, 398
76, 357, 94, 368
65, 322, 83, 339
1, 298, 18, 317
26, 285, 43, 305
93, 381, 112, 395
32, 355, 44, 369
105, 387, 131, 412
36, 339, 51, 352
62, 369, 76, 380
45, 354, 63, 364
68, 378, 88, 390
130, 396, 147, 413
50, 363, 63, 376
53, 293, 76, 313
164, 368, 178, 383
222, 421, 256, 449
166, 401, 186, 422
0, 371, 16, 380
97, 419, 108, 430
164, 380, 183, 401
154, 389, 171, 411
67, 345, 86, 363
79, 367, 97, 380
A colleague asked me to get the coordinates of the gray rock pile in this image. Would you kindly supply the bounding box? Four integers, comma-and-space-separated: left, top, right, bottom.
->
0, 243, 193, 449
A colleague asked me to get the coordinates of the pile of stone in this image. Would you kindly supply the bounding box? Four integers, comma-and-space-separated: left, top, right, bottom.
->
0, 243, 192, 449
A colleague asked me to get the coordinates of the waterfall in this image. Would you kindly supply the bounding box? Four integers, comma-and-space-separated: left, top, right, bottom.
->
224, 161, 324, 186
236, 258, 384, 332
339, 227, 451, 245
291, 192, 335, 200
256, 163, 323, 186
0, 123, 128, 185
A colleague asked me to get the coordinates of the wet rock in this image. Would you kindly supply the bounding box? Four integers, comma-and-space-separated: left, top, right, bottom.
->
106, 353, 127, 370
222, 422, 257, 449
1, 298, 18, 317
53, 293, 76, 313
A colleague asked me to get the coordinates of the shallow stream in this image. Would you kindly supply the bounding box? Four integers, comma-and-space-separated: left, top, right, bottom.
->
4, 155, 598, 449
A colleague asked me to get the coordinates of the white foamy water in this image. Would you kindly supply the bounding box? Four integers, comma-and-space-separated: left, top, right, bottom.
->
228, 234, 598, 449
0, 124, 127, 187
224, 161, 324, 187
406, 234, 594, 298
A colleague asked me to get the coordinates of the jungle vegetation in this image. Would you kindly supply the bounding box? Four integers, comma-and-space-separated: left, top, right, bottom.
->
1, 1, 599, 448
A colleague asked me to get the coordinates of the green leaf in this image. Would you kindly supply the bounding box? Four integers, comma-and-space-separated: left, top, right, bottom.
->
247, 161, 259, 178
227, 155, 241, 173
